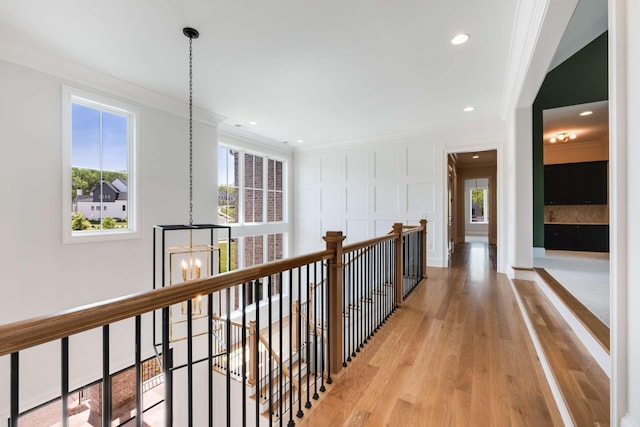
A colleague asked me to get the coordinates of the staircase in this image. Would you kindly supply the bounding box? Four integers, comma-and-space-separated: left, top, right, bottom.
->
211, 312, 327, 424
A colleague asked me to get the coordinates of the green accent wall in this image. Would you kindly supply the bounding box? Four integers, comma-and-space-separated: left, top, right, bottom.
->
532, 31, 608, 247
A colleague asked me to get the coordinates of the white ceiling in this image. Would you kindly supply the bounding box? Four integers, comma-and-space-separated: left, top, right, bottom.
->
548, 0, 607, 71
0, 0, 523, 146
543, 100, 609, 146
0, 1, 609, 148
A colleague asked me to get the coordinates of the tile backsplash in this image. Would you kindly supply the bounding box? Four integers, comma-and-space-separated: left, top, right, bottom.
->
544, 204, 609, 224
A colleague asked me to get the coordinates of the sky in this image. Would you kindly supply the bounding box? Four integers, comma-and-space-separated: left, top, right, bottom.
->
218, 147, 236, 186
71, 103, 128, 171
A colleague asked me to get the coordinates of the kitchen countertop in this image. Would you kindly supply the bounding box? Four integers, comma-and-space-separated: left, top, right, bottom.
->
544, 222, 609, 225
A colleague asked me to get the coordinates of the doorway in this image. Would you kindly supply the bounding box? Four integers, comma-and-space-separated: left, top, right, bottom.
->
446, 150, 498, 264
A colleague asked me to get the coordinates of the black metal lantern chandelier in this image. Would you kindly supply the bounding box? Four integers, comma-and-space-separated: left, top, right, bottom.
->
153, 28, 231, 342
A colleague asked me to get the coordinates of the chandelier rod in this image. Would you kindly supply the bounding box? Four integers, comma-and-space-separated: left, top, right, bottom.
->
184, 27, 199, 226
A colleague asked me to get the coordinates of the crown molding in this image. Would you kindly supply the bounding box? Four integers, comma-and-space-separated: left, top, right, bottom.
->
0, 39, 226, 126
218, 123, 294, 156
500, 0, 579, 117
294, 116, 506, 154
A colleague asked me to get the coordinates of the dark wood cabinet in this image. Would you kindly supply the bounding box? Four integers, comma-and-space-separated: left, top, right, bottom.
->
544, 224, 609, 252
544, 161, 608, 205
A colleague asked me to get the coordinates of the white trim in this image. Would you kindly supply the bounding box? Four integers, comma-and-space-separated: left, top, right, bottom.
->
295, 117, 506, 154
0, 38, 225, 127
218, 124, 293, 155
609, 0, 628, 424
622, 414, 640, 427
62, 85, 142, 244
508, 277, 575, 427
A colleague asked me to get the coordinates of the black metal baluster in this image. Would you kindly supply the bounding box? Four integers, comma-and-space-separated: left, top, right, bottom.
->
296, 267, 303, 419
326, 258, 332, 385
343, 253, 348, 366
162, 306, 172, 427
187, 299, 194, 427
312, 262, 319, 401
288, 271, 294, 427
347, 252, 353, 363
320, 260, 327, 392
61, 337, 69, 427
242, 284, 247, 427
208, 293, 213, 427
355, 250, 360, 352
359, 248, 364, 349
305, 264, 311, 409
226, 287, 231, 427
279, 272, 284, 425
135, 316, 142, 427
255, 280, 261, 427
268, 275, 274, 424
10, 352, 18, 427
102, 325, 111, 426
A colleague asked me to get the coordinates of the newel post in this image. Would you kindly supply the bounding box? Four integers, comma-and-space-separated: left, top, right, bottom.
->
248, 321, 257, 386
392, 223, 404, 307
324, 231, 346, 375
420, 219, 428, 279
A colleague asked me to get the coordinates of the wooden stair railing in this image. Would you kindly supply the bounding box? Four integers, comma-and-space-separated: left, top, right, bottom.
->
0, 223, 428, 426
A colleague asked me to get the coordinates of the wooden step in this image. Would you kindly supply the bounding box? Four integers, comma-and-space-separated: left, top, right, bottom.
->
533, 267, 609, 353
513, 279, 609, 427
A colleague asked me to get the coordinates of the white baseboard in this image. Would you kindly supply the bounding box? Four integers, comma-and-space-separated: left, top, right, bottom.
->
622, 414, 640, 427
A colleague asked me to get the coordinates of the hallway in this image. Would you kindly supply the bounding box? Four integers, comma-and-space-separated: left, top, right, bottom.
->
299, 242, 562, 426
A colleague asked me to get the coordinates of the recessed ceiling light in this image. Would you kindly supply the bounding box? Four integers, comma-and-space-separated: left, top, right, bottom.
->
579, 111, 593, 116
249, 121, 257, 126
464, 106, 475, 112
451, 33, 470, 45
296, 139, 304, 143
472, 153, 480, 159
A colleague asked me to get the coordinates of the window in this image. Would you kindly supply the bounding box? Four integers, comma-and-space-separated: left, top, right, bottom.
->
267, 159, 283, 222
218, 145, 286, 225
244, 153, 264, 223
218, 147, 239, 224
470, 188, 489, 224
63, 87, 139, 243
216, 144, 288, 311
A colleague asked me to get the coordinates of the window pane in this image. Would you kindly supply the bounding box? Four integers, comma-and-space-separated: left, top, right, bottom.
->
218, 147, 238, 225
275, 161, 282, 191
71, 102, 129, 233
470, 188, 487, 223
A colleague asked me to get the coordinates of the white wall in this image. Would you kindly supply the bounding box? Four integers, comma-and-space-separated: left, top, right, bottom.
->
0, 56, 219, 416
293, 119, 507, 268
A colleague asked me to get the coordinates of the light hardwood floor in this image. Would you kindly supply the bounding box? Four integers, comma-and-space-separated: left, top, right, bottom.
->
299, 243, 563, 426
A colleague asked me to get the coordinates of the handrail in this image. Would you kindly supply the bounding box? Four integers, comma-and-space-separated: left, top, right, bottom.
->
0, 248, 333, 357
343, 232, 398, 254
402, 224, 422, 236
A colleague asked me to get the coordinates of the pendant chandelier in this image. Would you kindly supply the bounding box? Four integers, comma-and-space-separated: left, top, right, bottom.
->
152, 27, 232, 342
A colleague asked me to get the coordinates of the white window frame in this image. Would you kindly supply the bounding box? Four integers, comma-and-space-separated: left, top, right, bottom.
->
218, 145, 288, 226
62, 86, 141, 243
